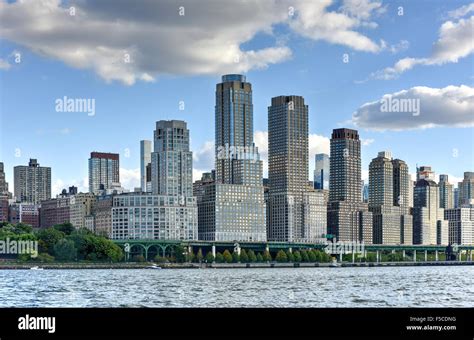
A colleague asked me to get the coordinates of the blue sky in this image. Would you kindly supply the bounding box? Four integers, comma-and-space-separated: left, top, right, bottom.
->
0, 0, 473, 195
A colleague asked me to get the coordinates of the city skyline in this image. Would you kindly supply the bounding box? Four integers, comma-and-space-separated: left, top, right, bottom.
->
0, 1, 473, 196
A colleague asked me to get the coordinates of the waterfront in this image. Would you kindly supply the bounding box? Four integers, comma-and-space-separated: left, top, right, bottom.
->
1, 266, 473, 308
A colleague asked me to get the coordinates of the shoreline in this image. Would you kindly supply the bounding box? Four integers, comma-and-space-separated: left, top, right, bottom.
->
0, 261, 473, 270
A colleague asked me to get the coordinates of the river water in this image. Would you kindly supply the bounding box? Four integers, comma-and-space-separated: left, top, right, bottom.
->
0, 266, 472, 307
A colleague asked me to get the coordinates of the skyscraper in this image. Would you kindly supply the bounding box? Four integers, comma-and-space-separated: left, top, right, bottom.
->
140, 140, 152, 192
327, 128, 373, 244
88, 152, 120, 194
369, 152, 412, 245
267, 95, 326, 242
112, 120, 197, 242
439, 174, 454, 209
314, 153, 330, 190
392, 158, 413, 244
458, 172, 474, 207
413, 178, 449, 245
198, 74, 266, 242
14, 159, 51, 204
151, 120, 193, 197
0, 162, 9, 194
417, 165, 435, 181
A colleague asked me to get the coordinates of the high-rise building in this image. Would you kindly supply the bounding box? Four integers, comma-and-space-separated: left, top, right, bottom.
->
458, 172, 474, 207
14, 159, 51, 204
198, 75, 266, 242
8, 203, 40, 228
267, 95, 326, 242
92, 195, 113, 237
0, 162, 9, 194
454, 188, 460, 208
151, 120, 193, 197
140, 140, 152, 192
439, 174, 454, 209
0, 193, 9, 222
113, 120, 197, 241
327, 128, 373, 244
314, 154, 330, 190
368, 152, 412, 245
88, 152, 120, 194
417, 165, 435, 181
69, 193, 96, 229
413, 179, 449, 245
445, 207, 474, 245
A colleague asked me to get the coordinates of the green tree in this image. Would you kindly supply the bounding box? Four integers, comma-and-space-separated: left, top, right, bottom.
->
248, 250, 257, 263
232, 251, 240, 263
308, 250, 316, 262
223, 249, 233, 263
196, 248, 204, 263
300, 250, 309, 262
37, 253, 55, 263
174, 245, 186, 263
256, 253, 263, 262
239, 249, 249, 263
286, 250, 294, 262
205, 251, 215, 263
215, 252, 224, 263
293, 250, 302, 262
263, 250, 272, 262
154, 255, 166, 263
275, 250, 288, 262
186, 249, 195, 263
36, 227, 65, 255
53, 239, 77, 261
53, 223, 75, 235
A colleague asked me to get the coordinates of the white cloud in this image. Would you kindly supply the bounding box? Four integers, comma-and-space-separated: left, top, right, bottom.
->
0, 0, 388, 84
448, 3, 474, 19
371, 13, 474, 80
361, 138, 374, 146
192, 140, 214, 181
352, 85, 474, 131
120, 168, 140, 190
0, 57, 10, 70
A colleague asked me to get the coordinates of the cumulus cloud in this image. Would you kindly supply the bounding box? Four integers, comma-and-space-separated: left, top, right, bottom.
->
0, 0, 388, 84
192, 140, 214, 181
352, 85, 474, 131
370, 11, 474, 80
448, 3, 474, 19
120, 168, 140, 190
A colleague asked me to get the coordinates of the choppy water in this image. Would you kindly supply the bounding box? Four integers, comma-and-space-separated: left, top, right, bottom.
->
0, 266, 473, 307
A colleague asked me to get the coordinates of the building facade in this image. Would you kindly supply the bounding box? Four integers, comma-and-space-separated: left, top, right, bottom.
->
413, 179, 449, 245
88, 152, 120, 194
14, 159, 51, 204
439, 174, 454, 209
69, 193, 96, 229
327, 128, 373, 244
267, 95, 326, 243
198, 74, 266, 242
140, 140, 152, 192
8, 203, 40, 228
39, 196, 71, 228
445, 207, 474, 245
314, 154, 330, 190
458, 172, 474, 207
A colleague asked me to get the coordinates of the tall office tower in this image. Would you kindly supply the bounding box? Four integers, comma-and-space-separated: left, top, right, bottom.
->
439, 174, 454, 209
413, 179, 449, 245
88, 152, 120, 194
198, 75, 266, 242
362, 182, 369, 203
327, 129, 373, 244
314, 154, 330, 190
14, 159, 51, 204
454, 188, 460, 208
0, 162, 9, 194
368, 152, 412, 245
458, 172, 474, 207
267, 95, 326, 242
392, 158, 413, 244
416, 165, 435, 181
114, 119, 197, 241
140, 140, 152, 192
445, 207, 474, 245
151, 120, 193, 197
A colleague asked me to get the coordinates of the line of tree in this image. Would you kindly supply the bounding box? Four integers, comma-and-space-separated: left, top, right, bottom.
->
0, 222, 123, 262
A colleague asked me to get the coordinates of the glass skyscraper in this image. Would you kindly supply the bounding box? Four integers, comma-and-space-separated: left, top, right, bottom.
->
88, 152, 120, 194
198, 74, 266, 242
314, 153, 329, 190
